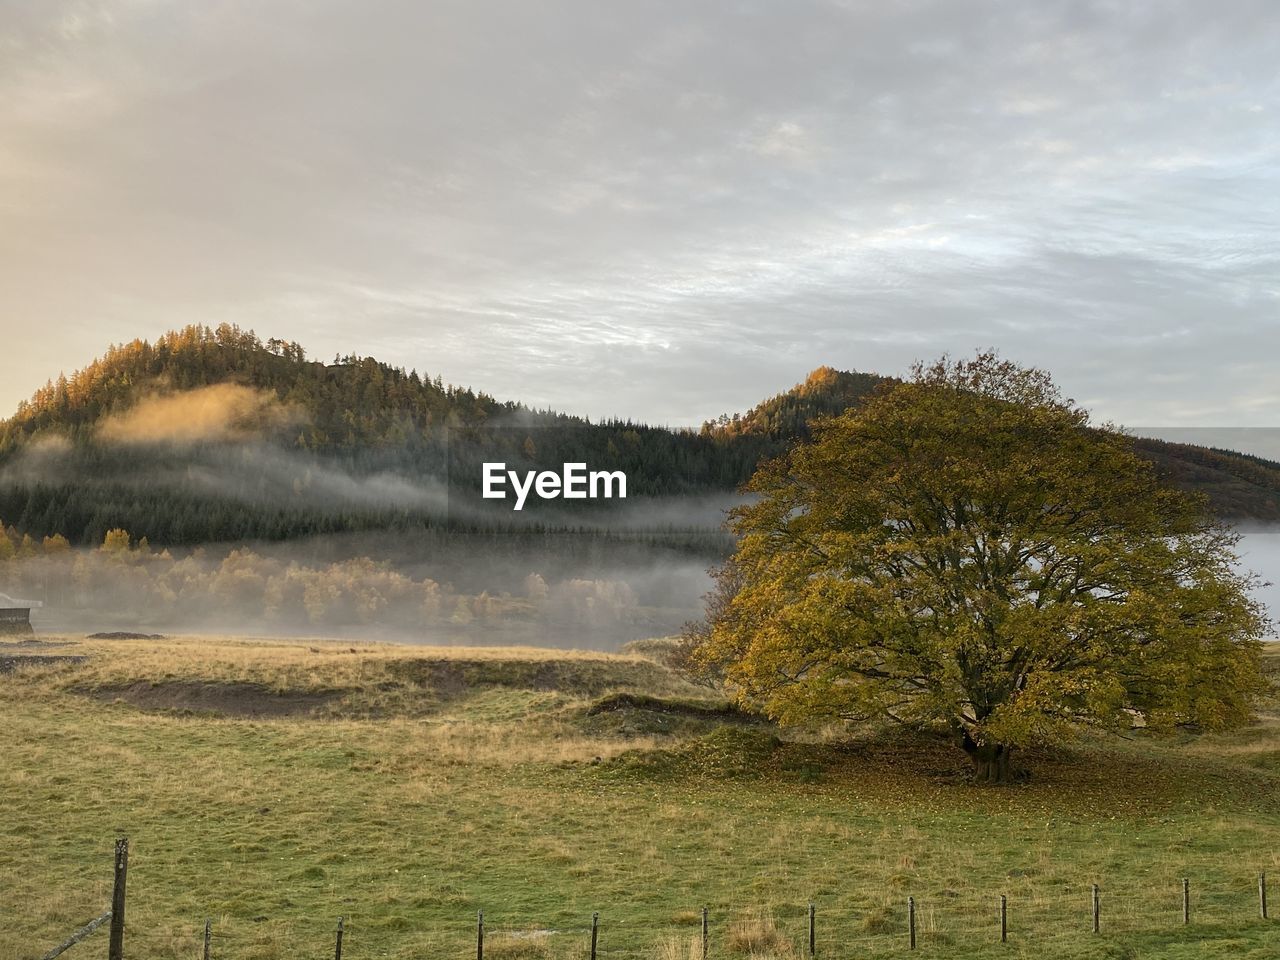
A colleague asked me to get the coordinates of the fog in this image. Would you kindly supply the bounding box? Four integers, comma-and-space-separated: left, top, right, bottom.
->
17, 537, 714, 650
3, 415, 1278, 647
97, 384, 302, 445
15, 522, 1278, 650
0, 412, 743, 647
1236, 529, 1280, 632
0, 436, 452, 516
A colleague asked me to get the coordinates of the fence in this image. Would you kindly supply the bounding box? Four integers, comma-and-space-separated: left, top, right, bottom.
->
37, 839, 127, 960
29, 838, 1280, 959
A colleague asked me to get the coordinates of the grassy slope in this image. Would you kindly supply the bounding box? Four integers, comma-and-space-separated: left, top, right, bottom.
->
4, 638, 1280, 960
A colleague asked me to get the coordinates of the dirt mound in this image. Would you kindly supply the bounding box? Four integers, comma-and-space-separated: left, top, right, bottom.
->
384, 657, 675, 698
603, 726, 784, 780
579, 692, 768, 739
585, 692, 755, 720
89, 681, 338, 717
86, 632, 168, 640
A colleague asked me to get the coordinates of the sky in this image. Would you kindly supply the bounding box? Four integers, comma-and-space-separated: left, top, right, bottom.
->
1, 0, 1277, 429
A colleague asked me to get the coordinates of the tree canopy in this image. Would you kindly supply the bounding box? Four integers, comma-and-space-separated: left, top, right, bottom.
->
696, 353, 1270, 782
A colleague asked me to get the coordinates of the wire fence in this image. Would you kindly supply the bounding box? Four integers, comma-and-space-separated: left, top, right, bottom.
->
21, 839, 1280, 960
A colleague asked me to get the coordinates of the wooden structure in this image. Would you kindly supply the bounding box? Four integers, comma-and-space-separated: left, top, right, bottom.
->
0, 592, 37, 636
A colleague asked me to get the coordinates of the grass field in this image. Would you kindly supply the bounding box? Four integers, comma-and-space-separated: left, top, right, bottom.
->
4, 635, 1280, 959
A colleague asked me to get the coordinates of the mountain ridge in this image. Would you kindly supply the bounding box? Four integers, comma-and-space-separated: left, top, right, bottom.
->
3, 324, 1280, 545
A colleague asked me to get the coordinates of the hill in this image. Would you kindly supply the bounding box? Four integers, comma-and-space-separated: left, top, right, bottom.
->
701, 365, 887, 441
0, 325, 752, 545
701, 364, 1280, 523
2, 325, 1280, 548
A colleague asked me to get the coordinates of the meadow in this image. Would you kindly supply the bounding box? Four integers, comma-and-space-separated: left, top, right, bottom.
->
3, 635, 1280, 959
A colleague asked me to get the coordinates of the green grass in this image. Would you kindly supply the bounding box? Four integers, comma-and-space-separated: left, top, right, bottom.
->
3, 636, 1280, 959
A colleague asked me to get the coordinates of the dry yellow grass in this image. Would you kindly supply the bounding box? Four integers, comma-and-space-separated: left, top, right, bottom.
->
480, 930, 556, 959
725, 910, 796, 958
652, 933, 703, 960
404, 718, 662, 766
38, 633, 669, 689
4, 633, 687, 766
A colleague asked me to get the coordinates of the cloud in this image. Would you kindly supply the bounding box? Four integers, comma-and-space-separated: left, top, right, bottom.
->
0, 0, 1277, 433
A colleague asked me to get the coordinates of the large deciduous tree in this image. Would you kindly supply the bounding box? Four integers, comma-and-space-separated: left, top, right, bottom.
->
696, 353, 1269, 782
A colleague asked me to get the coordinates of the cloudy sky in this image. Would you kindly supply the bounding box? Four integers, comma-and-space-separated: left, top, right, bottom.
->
1, 0, 1276, 428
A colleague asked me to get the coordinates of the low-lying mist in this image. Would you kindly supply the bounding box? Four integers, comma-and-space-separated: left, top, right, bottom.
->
4, 413, 1278, 649
1235, 528, 1280, 632
14, 526, 1277, 649
0, 419, 743, 647
8, 527, 721, 650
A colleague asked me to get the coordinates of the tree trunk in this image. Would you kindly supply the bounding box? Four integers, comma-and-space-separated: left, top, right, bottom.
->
961, 732, 1013, 784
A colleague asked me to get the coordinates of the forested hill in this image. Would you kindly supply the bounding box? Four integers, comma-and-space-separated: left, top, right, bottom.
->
2, 324, 1280, 546
700, 365, 887, 441
707, 365, 1280, 524
711, 368, 1280, 527
0, 324, 521, 454
0, 325, 760, 544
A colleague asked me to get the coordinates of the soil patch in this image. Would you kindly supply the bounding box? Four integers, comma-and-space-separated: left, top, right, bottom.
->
88, 680, 339, 718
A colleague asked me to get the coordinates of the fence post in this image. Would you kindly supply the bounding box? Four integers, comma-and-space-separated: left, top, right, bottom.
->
108, 838, 128, 960
334, 916, 344, 960
203, 918, 211, 960
701, 907, 708, 960
1092, 884, 1100, 934
476, 911, 484, 960
808, 901, 815, 957
1000, 894, 1007, 943
908, 897, 916, 950
590, 912, 599, 960
1262, 873, 1269, 920
1182, 879, 1190, 925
